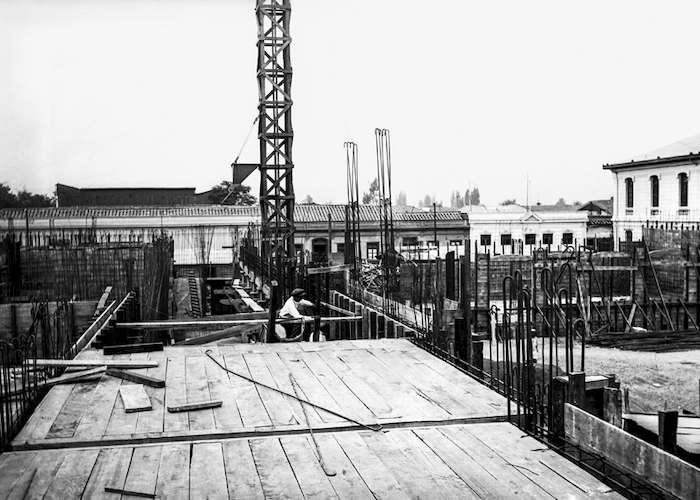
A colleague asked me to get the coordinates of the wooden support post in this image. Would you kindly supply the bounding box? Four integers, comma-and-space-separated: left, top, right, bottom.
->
369, 310, 377, 339
604, 386, 623, 427
551, 377, 568, 439
362, 308, 370, 339
568, 372, 586, 409
658, 410, 678, 453
387, 318, 395, 339
353, 303, 362, 340
267, 280, 279, 343
378, 315, 385, 339
396, 324, 405, 338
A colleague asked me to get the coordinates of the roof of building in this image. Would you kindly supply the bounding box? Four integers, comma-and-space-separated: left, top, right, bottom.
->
1, 204, 467, 223
605, 133, 700, 169
578, 199, 613, 214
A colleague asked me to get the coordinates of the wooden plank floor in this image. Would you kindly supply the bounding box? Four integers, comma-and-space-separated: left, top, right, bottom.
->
1, 339, 627, 499
0, 422, 626, 500
12, 339, 508, 450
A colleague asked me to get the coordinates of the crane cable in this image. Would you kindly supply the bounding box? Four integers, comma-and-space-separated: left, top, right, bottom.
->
204, 349, 383, 432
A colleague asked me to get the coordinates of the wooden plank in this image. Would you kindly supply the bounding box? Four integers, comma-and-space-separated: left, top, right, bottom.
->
185, 356, 216, 430
250, 438, 305, 500
277, 352, 346, 425
155, 444, 190, 500
190, 442, 230, 500
0, 451, 37, 499
280, 435, 339, 499
103, 342, 164, 355
121, 445, 162, 499
72, 374, 122, 440
222, 354, 272, 428
12, 385, 75, 445
105, 368, 165, 388
306, 263, 353, 275
334, 432, 411, 500
360, 429, 469, 500
385, 429, 478, 500
8, 367, 105, 396
81, 447, 133, 500
46, 380, 100, 439
42, 448, 101, 500
464, 423, 622, 499
439, 425, 550, 498
297, 352, 377, 424
163, 356, 189, 432
120, 385, 152, 413
312, 434, 376, 499
243, 353, 298, 426
203, 351, 244, 430
8, 450, 65, 500
167, 400, 222, 412
412, 427, 505, 500
222, 440, 265, 500
316, 350, 398, 419
31, 358, 158, 369
337, 350, 447, 420
104, 487, 155, 498
136, 350, 166, 434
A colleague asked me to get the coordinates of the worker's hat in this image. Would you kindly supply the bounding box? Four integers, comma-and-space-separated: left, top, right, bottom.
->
291, 288, 306, 298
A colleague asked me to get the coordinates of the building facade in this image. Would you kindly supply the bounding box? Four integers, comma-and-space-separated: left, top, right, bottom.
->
603, 134, 700, 248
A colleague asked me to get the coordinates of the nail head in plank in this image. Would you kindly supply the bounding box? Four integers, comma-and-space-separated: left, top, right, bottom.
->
119, 385, 152, 413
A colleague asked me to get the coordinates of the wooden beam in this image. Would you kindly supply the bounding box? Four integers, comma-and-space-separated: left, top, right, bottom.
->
5, 367, 106, 396
104, 487, 156, 499
106, 368, 165, 388
167, 400, 222, 413
118, 316, 363, 330
103, 342, 164, 355
306, 263, 352, 275
31, 359, 158, 369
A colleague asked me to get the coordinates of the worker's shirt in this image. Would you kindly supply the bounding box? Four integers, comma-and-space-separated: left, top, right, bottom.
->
278, 297, 314, 318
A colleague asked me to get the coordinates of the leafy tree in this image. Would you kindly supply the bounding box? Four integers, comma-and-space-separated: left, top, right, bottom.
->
450, 190, 464, 208
0, 183, 54, 208
301, 194, 314, 204
464, 189, 470, 206
209, 181, 256, 205
395, 191, 407, 207
555, 197, 566, 206
470, 187, 480, 205
362, 178, 379, 204
500, 198, 517, 206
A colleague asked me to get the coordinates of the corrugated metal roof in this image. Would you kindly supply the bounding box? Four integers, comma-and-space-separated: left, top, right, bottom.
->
0, 204, 466, 223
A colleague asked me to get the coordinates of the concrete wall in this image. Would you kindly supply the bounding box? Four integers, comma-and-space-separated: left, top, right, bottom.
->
565, 403, 700, 500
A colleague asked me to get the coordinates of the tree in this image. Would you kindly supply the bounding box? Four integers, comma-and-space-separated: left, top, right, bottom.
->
470, 187, 480, 205
395, 191, 407, 208
500, 198, 517, 206
362, 178, 379, 204
555, 197, 566, 206
301, 194, 314, 204
0, 183, 54, 208
464, 189, 470, 206
208, 181, 256, 205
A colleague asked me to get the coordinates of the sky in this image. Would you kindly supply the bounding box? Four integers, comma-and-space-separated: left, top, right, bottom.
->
2, 0, 700, 207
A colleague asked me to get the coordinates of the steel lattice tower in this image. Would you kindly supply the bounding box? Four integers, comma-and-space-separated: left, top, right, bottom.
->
256, 0, 295, 267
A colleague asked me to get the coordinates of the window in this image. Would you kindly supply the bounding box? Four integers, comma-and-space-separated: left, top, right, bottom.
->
480, 234, 491, 246
336, 243, 345, 253
679, 173, 688, 207
542, 233, 553, 245
625, 178, 634, 208
427, 240, 438, 248
367, 242, 379, 260
650, 175, 659, 208
525, 233, 536, 245
449, 240, 463, 246
562, 232, 573, 245
402, 236, 418, 246
500, 234, 512, 246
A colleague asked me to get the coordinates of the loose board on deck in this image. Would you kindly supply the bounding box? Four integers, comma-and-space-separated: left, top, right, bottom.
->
119, 385, 152, 413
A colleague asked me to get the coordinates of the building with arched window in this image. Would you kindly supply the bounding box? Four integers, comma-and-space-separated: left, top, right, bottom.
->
603, 134, 700, 248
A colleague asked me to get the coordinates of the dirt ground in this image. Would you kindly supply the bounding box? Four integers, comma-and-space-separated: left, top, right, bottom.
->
576, 342, 700, 414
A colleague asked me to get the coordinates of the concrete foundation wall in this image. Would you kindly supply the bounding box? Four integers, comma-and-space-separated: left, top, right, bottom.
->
565, 403, 700, 500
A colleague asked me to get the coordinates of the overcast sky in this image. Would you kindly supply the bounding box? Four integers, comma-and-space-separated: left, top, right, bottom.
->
2, 0, 700, 207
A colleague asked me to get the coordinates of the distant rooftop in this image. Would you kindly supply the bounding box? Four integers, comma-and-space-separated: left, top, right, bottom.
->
605, 133, 700, 168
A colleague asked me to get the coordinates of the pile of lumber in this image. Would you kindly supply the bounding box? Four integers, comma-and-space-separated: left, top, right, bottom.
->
589, 329, 700, 352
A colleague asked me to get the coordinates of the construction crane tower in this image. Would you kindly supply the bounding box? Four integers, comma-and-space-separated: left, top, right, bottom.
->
256, 0, 295, 288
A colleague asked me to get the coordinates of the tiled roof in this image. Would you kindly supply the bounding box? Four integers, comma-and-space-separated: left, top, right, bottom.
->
1, 204, 466, 223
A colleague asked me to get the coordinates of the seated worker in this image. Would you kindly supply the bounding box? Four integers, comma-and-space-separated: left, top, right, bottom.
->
276, 288, 315, 341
